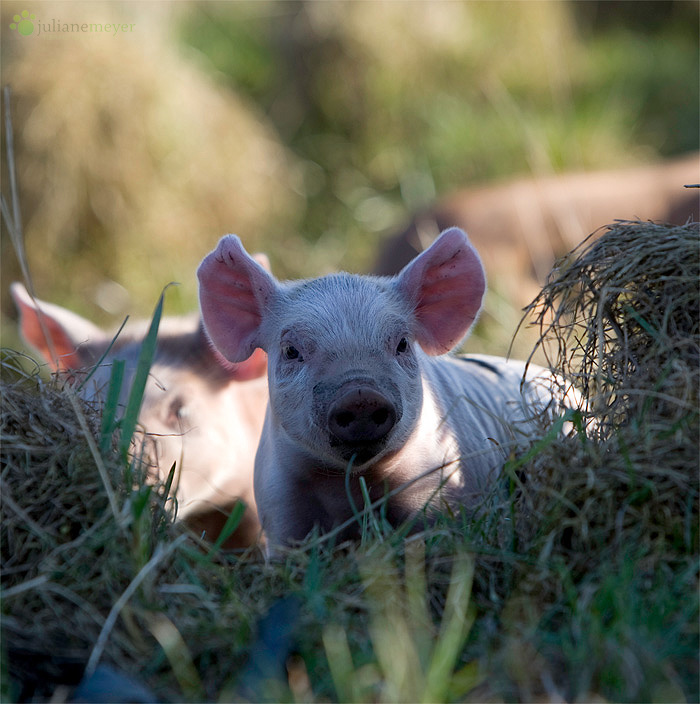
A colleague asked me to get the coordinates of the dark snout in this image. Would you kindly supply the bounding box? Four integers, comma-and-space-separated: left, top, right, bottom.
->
328, 386, 397, 447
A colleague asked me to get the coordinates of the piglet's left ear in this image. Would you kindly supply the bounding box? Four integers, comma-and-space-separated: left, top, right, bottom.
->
394, 227, 486, 355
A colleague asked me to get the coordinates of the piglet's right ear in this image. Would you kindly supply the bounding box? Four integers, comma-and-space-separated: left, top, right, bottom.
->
197, 235, 277, 364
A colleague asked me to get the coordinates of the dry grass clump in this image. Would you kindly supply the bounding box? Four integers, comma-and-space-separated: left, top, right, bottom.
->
1, 354, 168, 583
515, 220, 699, 576
476, 220, 700, 701
3, 363, 108, 580
530, 220, 699, 435
1, 353, 176, 698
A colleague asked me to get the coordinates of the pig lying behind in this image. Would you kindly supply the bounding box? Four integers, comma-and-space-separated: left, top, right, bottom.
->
197, 227, 577, 554
374, 153, 699, 308
11, 283, 268, 548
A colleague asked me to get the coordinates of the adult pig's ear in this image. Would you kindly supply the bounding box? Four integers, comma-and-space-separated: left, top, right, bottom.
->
10, 282, 105, 371
252, 252, 271, 272
225, 347, 268, 380
197, 235, 278, 364
199, 324, 269, 381
395, 227, 486, 355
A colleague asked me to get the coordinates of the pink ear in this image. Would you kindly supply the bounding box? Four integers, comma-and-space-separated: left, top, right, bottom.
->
10, 282, 103, 371
395, 227, 486, 355
197, 235, 277, 364
227, 347, 268, 380
206, 340, 268, 381
252, 252, 271, 272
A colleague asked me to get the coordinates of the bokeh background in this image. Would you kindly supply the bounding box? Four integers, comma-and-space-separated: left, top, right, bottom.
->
1, 0, 698, 358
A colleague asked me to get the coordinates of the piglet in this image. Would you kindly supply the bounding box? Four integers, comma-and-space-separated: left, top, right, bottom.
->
197, 228, 570, 553
11, 283, 268, 548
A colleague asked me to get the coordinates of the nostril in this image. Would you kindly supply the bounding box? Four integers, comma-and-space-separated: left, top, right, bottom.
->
371, 408, 389, 426
335, 410, 355, 428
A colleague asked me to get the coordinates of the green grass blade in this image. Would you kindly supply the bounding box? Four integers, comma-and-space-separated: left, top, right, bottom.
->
99, 358, 126, 456
422, 553, 475, 703
77, 315, 129, 396
323, 624, 360, 703
344, 454, 360, 520
359, 475, 383, 540
404, 538, 433, 668
146, 612, 205, 701
117, 287, 170, 459
161, 461, 179, 519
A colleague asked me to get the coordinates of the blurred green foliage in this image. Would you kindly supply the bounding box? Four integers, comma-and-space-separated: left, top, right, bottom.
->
1, 0, 698, 352
178, 0, 698, 256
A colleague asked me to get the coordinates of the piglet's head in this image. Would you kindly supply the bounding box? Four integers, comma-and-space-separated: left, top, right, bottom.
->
197, 228, 485, 469
197, 228, 484, 361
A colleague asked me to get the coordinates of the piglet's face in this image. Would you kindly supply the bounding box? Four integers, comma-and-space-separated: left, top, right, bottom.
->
261, 275, 423, 469
197, 227, 486, 472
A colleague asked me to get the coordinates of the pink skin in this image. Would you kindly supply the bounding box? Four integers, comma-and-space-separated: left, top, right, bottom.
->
198, 227, 565, 555
11, 282, 268, 549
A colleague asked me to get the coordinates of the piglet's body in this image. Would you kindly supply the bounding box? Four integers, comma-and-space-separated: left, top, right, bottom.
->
11, 283, 268, 548
197, 228, 566, 552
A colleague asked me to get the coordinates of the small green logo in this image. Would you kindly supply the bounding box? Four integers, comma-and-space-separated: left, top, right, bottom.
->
10, 10, 36, 36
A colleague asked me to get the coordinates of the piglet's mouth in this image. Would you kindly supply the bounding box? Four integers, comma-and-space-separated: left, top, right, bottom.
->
327, 436, 390, 469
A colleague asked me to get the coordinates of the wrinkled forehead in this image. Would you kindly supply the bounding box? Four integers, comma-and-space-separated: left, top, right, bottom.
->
272, 274, 409, 345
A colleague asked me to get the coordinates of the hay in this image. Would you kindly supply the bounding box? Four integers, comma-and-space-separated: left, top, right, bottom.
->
1, 355, 168, 582
2, 359, 102, 578
515, 220, 699, 578
0, 354, 179, 698
528, 220, 699, 435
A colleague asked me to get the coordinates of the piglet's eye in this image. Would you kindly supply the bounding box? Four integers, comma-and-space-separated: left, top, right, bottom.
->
396, 337, 409, 355
282, 344, 301, 361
